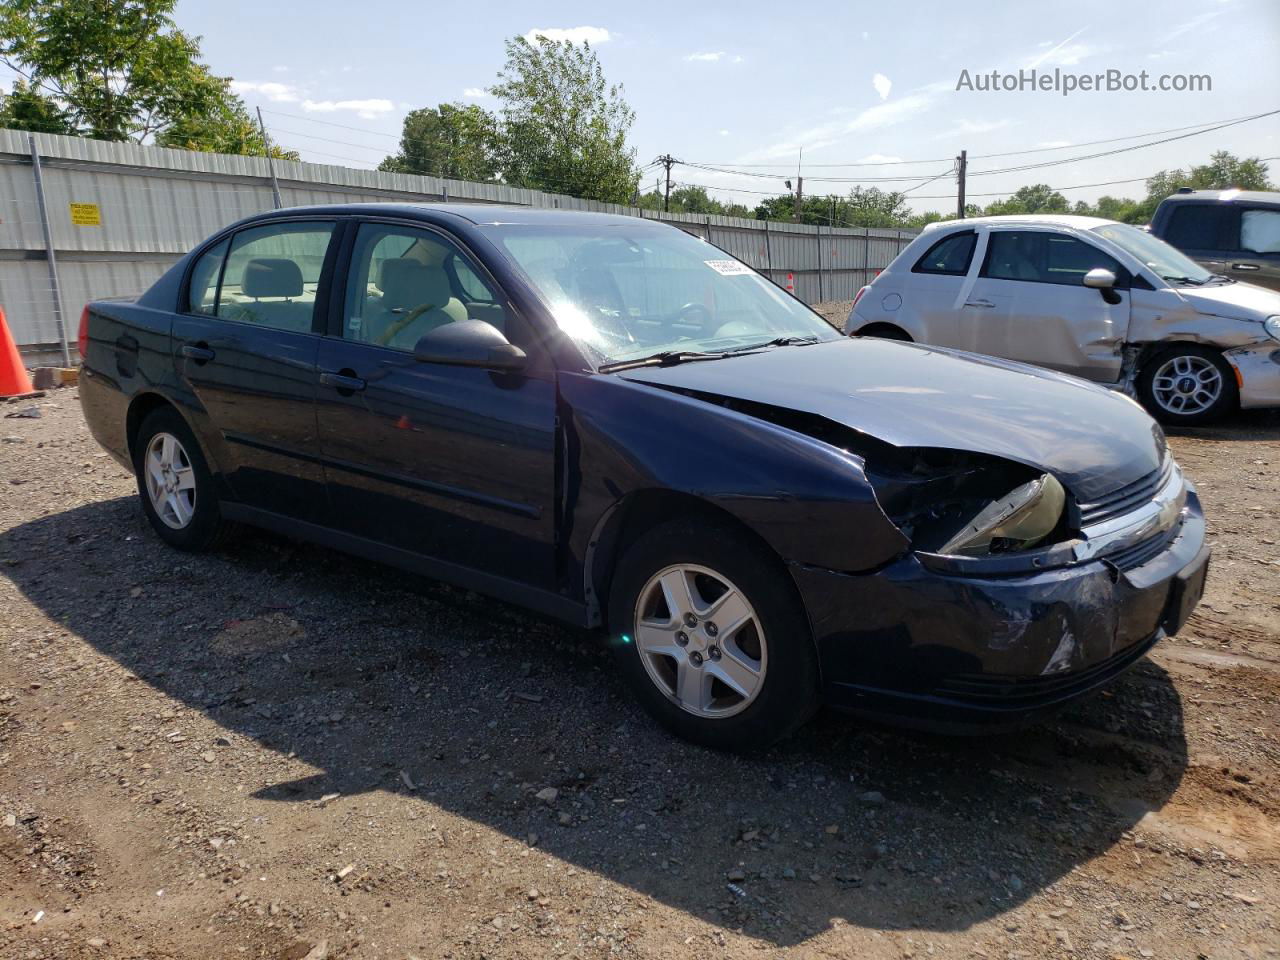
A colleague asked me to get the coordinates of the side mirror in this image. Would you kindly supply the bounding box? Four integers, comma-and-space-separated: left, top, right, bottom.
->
1083, 267, 1122, 305
413, 319, 527, 371
1082, 268, 1117, 289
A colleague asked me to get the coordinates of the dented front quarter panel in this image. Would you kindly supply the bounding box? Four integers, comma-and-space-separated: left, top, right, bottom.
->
558, 371, 911, 607
1226, 342, 1280, 408
1127, 286, 1272, 349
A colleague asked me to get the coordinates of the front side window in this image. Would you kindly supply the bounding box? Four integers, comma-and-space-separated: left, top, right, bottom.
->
1164, 204, 1240, 253
215, 222, 335, 332
342, 224, 509, 351
483, 223, 840, 365
982, 231, 1124, 286
913, 231, 976, 275
1241, 209, 1280, 255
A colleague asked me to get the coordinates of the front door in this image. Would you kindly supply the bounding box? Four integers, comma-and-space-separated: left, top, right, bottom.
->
961, 228, 1130, 382
314, 221, 558, 587
172, 219, 338, 522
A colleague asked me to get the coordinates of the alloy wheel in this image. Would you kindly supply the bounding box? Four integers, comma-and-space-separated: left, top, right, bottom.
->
1151, 354, 1223, 416
632, 564, 768, 718
144, 432, 197, 529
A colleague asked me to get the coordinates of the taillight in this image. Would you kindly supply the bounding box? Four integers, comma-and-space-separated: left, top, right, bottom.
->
78, 305, 90, 360
851, 285, 869, 309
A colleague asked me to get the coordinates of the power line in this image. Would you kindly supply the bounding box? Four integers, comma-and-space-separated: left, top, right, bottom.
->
682, 109, 1280, 169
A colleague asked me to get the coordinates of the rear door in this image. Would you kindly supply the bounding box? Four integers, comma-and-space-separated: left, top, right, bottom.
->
1161, 202, 1236, 278
313, 219, 558, 586
960, 228, 1130, 382
172, 219, 339, 522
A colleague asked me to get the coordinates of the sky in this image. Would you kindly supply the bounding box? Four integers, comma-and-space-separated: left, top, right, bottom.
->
13, 0, 1280, 214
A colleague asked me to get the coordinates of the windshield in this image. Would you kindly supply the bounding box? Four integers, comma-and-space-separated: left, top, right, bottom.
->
484, 223, 840, 365
1091, 222, 1214, 284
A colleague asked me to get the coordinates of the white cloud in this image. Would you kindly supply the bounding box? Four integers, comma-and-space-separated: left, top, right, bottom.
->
1147, 49, 1175, 60
302, 98, 395, 120
718, 129, 730, 136
861, 31, 869, 40
1025, 27, 1100, 68
1035, 139, 1072, 149
462, 87, 491, 98
872, 73, 892, 100
858, 153, 903, 164
229, 80, 300, 103
1160, 10, 1223, 43
684, 51, 725, 62
731, 55, 744, 63
930, 117, 1014, 140
523, 26, 610, 45
271, 65, 290, 73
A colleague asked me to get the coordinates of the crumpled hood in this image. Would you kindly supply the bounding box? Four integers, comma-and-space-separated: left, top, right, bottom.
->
1176, 280, 1280, 321
619, 338, 1165, 501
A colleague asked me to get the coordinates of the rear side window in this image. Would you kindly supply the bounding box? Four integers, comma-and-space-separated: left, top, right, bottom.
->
216, 222, 336, 332
1241, 209, 1280, 254
187, 239, 228, 315
912, 231, 976, 275
1164, 204, 1241, 253
983, 231, 1126, 286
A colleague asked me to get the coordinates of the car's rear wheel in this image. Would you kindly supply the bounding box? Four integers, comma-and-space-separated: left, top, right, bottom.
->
133, 407, 230, 551
1138, 345, 1237, 425
857, 323, 912, 342
608, 517, 819, 750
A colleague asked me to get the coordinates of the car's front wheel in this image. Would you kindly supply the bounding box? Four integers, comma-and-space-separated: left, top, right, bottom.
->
1137, 345, 1237, 425
133, 407, 230, 551
608, 517, 819, 750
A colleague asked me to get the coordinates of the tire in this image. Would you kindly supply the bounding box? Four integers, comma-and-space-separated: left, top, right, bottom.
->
607, 517, 820, 751
1137, 345, 1237, 425
857, 323, 912, 342
132, 407, 230, 551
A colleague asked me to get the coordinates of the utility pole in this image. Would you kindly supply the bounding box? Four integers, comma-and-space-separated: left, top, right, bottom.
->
956, 149, 967, 219
793, 176, 804, 223
656, 154, 677, 212
257, 106, 283, 209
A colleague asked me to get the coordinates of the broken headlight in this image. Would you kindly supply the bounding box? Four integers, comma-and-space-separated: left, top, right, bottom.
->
937, 473, 1065, 557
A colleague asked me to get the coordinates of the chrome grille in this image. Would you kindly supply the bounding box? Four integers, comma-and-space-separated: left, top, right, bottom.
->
1078, 456, 1173, 528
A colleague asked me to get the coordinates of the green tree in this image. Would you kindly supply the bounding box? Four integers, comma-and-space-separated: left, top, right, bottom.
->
0, 78, 74, 133
0, 0, 272, 155
983, 184, 1069, 216
157, 92, 299, 159
491, 34, 638, 203
379, 102, 500, 180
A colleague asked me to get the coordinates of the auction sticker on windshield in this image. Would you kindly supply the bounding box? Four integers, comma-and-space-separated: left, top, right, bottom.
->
705, 259, 754, 276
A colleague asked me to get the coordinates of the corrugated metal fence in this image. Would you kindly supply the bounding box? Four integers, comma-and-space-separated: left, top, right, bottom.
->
0, 128, 918, 361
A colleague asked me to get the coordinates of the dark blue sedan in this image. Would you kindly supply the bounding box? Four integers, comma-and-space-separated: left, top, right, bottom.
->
79, 204, 1209, 749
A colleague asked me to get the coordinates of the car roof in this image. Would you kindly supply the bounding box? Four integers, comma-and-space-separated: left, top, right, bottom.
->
1155, 188, 1280, 207
232, 202, 658, 229
923, 213, 1116, 232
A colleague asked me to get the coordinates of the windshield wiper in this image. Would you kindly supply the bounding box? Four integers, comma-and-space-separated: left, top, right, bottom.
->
597, 350, 729, 373
726, 335, 823, 353
1207, 273, 1237, 283
1161, 275, 1208, 286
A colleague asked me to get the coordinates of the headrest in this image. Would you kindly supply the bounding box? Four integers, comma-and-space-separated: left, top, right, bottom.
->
379, 259, 452, 310
242, 258, 303, 298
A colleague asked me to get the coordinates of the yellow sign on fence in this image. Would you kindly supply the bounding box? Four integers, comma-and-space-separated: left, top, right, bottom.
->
69, 202, 101, 227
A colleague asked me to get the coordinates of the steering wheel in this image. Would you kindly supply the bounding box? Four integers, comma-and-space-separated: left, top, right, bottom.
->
676, 302, 713, 328
376, 302, 437, 347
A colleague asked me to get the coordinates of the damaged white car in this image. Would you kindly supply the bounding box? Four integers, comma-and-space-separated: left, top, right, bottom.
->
847, 214, 1280, 424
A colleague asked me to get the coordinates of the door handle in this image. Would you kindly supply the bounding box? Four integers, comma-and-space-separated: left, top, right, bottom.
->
319, 371, 366, 392
1231, 263, 1260, 271
180, 343, 215, 363
964, 299, 996, 308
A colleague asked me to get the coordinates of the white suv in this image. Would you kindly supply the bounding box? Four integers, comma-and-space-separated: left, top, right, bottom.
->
847, 214, 1280, 424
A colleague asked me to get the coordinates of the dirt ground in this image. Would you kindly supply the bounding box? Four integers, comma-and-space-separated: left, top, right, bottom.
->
1, 365, 1278, 959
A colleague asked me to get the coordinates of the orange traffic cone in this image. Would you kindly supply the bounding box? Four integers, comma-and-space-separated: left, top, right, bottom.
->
0, 306, 39, 400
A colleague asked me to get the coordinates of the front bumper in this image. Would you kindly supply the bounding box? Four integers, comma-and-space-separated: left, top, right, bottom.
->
1226, 342, 1280, 409
792, 490, 1208, 732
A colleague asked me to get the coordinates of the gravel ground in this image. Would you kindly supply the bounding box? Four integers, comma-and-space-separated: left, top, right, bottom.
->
1, 371, 1278, 960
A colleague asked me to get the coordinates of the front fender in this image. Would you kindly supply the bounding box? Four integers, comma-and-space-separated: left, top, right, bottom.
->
559, 372, 910, 596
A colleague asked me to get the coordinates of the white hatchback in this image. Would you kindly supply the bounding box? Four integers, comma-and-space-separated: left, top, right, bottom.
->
847, 214, 1280, 424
